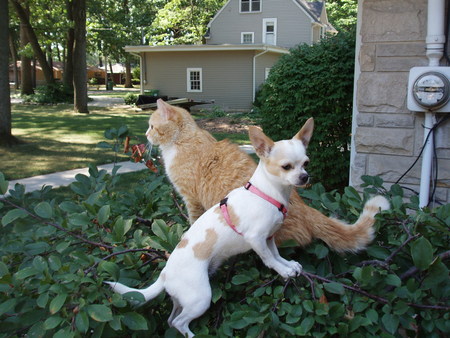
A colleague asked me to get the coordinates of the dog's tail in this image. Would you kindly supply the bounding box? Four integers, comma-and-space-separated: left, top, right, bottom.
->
105, 275, 165, 303
276, 194, 390, 252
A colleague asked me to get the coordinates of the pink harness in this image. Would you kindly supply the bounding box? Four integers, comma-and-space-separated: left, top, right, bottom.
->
220, 182, 288, 237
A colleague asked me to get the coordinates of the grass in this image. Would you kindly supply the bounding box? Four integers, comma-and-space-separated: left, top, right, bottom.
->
1, 102, 252, 180
1, 104, 149, 180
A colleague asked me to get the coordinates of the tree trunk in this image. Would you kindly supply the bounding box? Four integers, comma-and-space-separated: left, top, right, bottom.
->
63, 0, 74, 90
72, 0, 89, 114
10, 0, 55, 85
0, 0, 20, 146
124, 57, 133, 88
20, 17, 33, 95
9, 31, 20, 90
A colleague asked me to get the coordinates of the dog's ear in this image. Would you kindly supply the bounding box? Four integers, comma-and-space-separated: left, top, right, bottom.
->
156, 99, 176, 121
249, 126, 274, 158
293, 118, 314, 148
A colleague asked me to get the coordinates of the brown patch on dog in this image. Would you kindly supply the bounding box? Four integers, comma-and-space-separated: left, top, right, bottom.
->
193, 228, 218, 260
177, 238, 189, 249
214, 205, 241, 228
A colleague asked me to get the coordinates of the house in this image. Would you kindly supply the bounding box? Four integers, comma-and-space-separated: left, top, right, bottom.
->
350, 0, 450, 205
9, 61, 63, 85
125, 0, 335, 110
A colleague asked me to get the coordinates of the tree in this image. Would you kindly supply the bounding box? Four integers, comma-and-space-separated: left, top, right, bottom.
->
325, 0, 358, 32
72, 0, 89, 114
10, 0, 55, 85
0, 0, 20, 146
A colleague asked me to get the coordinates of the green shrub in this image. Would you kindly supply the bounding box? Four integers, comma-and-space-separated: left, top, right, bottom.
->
255, 30, 356, 191
124, 93, 138, 106
23, 82, 73, 104
0, 126, 448, 337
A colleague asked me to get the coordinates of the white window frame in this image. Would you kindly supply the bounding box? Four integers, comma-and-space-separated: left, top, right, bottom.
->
241, 32, 254, 44
265, 67, 271, 80
187, 68, 202, 93
240, 0, 262, 13
262, 18, 277, 45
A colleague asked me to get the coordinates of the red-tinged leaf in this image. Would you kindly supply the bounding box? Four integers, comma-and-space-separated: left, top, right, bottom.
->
145, 159, 158, 173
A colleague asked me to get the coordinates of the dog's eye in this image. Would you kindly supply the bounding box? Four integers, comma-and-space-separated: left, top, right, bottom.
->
282, 164, 292, 171
303, 160, 309, 168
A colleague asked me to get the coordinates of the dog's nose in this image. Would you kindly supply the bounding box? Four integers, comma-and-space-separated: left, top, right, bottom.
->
299, 173, 309, 185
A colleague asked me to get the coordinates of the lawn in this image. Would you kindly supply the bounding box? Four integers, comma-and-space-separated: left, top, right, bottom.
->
1, 104, 150, 180
1, 103, 253, 180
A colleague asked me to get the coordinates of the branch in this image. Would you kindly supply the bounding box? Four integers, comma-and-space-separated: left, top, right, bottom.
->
299, 271, 450, 311
171, 191, 189, 221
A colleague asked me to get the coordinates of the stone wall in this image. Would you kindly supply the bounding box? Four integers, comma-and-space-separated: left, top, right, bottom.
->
350, 0, 450, 205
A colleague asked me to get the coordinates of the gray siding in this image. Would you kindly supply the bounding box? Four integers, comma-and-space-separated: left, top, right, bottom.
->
207, 0, 312, 48
144, 51, 256, 110
255, 51, 282, 90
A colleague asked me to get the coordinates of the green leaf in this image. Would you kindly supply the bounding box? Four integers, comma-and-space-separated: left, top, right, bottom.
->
75, 311, 90, 333
87, 304, 113, 322
97, 205, 110, 225
98, 261, 120, 280
44, 316, 63, 330
381, 313, 399, 334
36, 292, 49, 308
32, 256, 48, 273
34, 202, 53, 219
410, 237, 434, 270
15, 266, 38, 280
386, 274, 401, 287
0, 299, 16, 316
122, 312, 148, 330
231, 274, 252, 285
324, 282, 345, 295
0, 261, 9, 278
49, 293, 67, 314
2, 208, 28, 226
296, 317, 314, 335
0, 172, 9, 195
152, 219, 169, 241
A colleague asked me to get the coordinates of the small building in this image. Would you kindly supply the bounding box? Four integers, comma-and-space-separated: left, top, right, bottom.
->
125, 0, 335, 110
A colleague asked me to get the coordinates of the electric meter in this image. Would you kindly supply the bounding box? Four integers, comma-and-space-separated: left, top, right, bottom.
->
412, 72, 450, 109
407, 67, 450, 113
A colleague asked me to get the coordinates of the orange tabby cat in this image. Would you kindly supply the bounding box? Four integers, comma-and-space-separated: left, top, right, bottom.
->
146, 100, 381, 251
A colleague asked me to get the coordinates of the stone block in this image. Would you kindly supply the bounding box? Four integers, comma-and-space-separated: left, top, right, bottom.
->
357, 113, 374, 127
355, 127, 414, 155
377, 56, 428, 72
349, 153, 367, 187
374, 114, 415, 128
360, 44, 376, 72
357, 72, 408, 113
367, 154, 421, 184
376, 43, 426, 57
361, 0, 427, 43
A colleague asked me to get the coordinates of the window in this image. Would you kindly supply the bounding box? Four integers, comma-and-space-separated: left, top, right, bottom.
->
265, 68, 271, 80
241, 32, 254, 44
240, 0, 261, 13
187, 68, 202, 92
263, 18, 277, 45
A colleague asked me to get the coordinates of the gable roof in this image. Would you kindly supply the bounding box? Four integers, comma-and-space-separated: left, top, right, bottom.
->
125, 44, 289, 54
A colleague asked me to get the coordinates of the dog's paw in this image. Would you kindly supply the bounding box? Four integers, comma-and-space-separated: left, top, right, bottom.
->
277, 263, 302, 280
286, 260, 302, 275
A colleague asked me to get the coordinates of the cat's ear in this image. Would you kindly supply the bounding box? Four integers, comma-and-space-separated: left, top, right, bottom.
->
293, 118, 314, 148
249, 126, 274, 158
157, 99, 177, 121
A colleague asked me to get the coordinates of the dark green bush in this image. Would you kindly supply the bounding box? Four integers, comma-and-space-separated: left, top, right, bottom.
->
255, 30, 356, 191
23, 82, 73, 104
0, 126, 448, 337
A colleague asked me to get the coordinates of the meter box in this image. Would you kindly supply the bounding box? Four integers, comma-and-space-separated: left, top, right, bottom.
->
407, 66, 450, 113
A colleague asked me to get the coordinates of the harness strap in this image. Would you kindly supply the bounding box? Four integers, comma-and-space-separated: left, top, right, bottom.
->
220, 182, 288, 237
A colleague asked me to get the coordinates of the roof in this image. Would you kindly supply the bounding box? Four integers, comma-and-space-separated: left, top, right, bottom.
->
124, 44, 290, 54
295, 0, 323, 23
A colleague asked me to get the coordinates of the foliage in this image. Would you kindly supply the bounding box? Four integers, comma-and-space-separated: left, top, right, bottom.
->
325, 0, 358, 32
22, 83, 73, 104
254, 30, 356, 191
0, 128, 449, 337
124, 93, 138, 106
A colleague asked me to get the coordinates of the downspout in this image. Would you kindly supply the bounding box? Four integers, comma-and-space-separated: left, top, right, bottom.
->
129, 51, 145, 95
253, 48, 269, 102
419, 0, 446, 208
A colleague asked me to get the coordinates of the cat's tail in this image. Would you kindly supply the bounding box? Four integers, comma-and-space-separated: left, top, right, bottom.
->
105, 275, 165, 303
276, 194, 390, 252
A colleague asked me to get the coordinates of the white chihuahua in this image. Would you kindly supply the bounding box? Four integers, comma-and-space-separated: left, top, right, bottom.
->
107, 119, 314, 336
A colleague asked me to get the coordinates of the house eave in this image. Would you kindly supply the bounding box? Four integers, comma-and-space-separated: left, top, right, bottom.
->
124, 44, 290, 55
